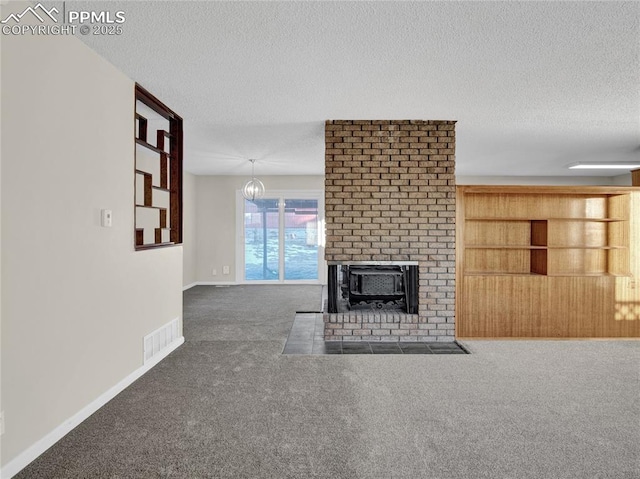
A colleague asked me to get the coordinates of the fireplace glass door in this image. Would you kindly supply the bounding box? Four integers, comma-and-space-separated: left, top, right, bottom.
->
243, 196, 320, 282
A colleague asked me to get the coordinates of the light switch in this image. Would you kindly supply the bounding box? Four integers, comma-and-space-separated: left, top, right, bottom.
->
101, 209, 113, 227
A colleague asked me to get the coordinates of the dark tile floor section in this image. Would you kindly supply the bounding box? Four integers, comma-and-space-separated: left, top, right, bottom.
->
283, 313, 469, 355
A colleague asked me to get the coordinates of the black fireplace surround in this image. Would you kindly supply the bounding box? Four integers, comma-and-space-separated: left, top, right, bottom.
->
327, 262, 419, 314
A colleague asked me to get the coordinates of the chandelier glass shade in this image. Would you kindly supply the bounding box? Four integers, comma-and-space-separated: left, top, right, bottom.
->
241, 159, 265, 201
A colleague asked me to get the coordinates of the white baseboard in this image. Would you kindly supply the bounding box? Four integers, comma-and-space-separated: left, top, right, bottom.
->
183, 281, 238, 290
1, 336, 185, 479
187, 281, 323, 288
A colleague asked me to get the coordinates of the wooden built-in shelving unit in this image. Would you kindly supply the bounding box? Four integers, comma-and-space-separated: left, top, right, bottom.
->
456, 186, 640, 338
134, 84, 183, 250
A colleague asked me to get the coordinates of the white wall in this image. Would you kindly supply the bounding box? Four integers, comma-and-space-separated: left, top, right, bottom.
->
611, 173, 633, 186
182, 172, 197, 288
195, 175, 324, 283
1, 22, 182, 470
0, 8, 3, 449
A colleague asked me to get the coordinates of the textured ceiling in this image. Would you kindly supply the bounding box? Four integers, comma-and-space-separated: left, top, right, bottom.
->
71, 1, 639, 176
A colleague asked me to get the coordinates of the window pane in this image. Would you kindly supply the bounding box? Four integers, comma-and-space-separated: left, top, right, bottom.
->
284, 199, 318, 280
245, 199, 279, 280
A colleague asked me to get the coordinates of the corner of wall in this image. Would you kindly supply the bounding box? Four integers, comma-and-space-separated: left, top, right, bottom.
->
182, 172, 198, 287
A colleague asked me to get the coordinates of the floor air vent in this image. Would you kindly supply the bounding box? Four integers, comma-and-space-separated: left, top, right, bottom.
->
144, 318, 180, 364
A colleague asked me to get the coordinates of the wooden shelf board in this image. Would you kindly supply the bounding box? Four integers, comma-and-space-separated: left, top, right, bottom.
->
464, 272, 546, 276
459, 185, 638, 195
135, 242, 176, 251
467, 217, 626, 222
550, 218, 627, 222
548, 246, 627, 250
466, 218, 531, 222
547, 272, 631, 277
466, 245, 627, 250
134, 176, 170, 193
464, 271, 630, 277
135, 205, 168, 211
466, 245, 546, 249
136, 138, 165, 155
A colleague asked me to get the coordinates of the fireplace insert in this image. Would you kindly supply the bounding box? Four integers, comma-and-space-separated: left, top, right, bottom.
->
343, 265, 404, 307
327, 263, 418, 314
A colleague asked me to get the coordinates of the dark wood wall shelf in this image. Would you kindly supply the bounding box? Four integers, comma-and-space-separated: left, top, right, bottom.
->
134, 84, 183, 250
136, 138, 170, 156
135, 205, 168, 210
135, 242, 175, 251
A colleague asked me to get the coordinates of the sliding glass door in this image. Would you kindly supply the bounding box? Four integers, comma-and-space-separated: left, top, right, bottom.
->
241, 192, 323, 282
244, 199, 280, 280
283, 199, 319, 280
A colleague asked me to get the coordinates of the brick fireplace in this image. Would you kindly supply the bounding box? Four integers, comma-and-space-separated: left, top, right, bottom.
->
324, 120, 456, 342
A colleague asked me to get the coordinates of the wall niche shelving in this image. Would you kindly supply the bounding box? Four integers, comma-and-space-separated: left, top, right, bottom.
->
456, 186, 640, 338
134, 84, 183, 250
462, 192, 629, 276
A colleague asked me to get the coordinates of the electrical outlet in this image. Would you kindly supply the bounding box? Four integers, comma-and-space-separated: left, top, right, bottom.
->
212, 268, 217, 276
223, 265, 230, 275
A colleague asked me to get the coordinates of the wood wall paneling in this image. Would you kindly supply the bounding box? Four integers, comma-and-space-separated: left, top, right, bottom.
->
464, 193, 609, 219
456, 186, 640, 338
464, 249, 531, 275
465, 220, 530, 246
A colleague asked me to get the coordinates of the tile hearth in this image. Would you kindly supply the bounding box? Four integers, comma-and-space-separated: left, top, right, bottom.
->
283, 313, 469, 355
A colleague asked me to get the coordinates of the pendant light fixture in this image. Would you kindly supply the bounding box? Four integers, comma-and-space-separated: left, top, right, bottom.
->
241, 159, 265, 201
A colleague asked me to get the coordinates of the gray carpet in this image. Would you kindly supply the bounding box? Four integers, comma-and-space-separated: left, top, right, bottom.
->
182, 284, 321, 342
16, 285, 640, 478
